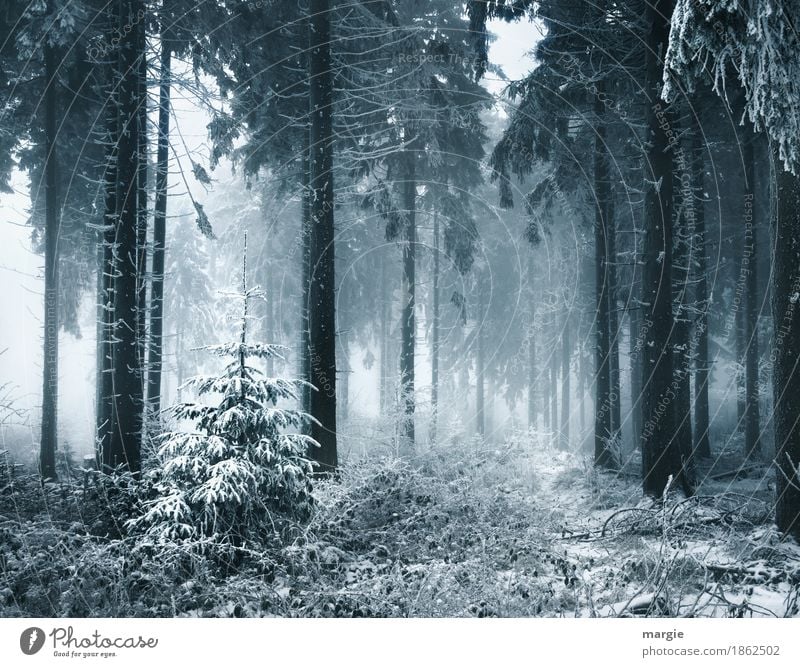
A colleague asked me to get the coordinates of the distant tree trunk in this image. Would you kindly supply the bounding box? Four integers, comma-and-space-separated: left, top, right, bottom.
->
308, 0, 337, 471
641, 0, 679, 496
399, 143, 416, 453
629, 306, 642, 449
300, 144, 311, 423
263, 258, 275, 376
105, 0, 145, 472
560, 315, 570, 449
476, 287, 485, 438
40, 26, 59, 480
691, 127, 711, 459
528, 317, 536, 431
772, 150, 800, 540
550, 336, 558, 440
743, 128, 761, 461
339, 344, 349, 423
607, 189, 621, 446
430, 209, 440, 443
380, 254, 389, 415
146, 16, 171, 416
594, 88, 614, 468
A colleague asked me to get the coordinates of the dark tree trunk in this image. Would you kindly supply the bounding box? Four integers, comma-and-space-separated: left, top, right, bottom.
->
40, 27, 59, 480
430, 209, 440, 443
399, 145, 416, 453
96, 60, 118, 466
476, 287, 485, 438
672, 124, 694, 491
105, 0, 145, 472
641, 0, 679, 496
691, 127, 711, 459
607, 189, 621, 444
300, 144, 311, 423
550, 335, 558, 440
135, 18, 149, 393
736, 286, 746, 433
743, 128, 761, 460
560, 315, 570, 449
629, 306, 642, 450
146, 16, 171, 416
308, 0, 337, 471
594, 89, 614, 468
772, 150, 800, 540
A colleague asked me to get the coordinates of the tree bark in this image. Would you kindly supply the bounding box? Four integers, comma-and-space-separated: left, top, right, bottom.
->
560, 314, 570, 449
743, 127, 761, 460
594, 88, 614, 468
772, 149, 800, 540
40, 23, 59, 480
399, 144, 416, 453
146, 13, 171, 416
308, 0, 337, 471
641, 0, 679, 496
476, 286, 485, 438
135, 16, 149, 395
691, 126, 711, 459
105, 0, 145, 472
430, 209, 440, 444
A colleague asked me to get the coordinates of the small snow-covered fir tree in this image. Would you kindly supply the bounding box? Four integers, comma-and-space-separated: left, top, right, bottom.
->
132, 234, 316, 547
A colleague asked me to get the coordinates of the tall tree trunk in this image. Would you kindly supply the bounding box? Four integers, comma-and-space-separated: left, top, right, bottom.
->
673, 123, 694, 490
476, 286, 485, 438
743, 128, 761, 460
105, 0, 145, 472
629, 306, 642, 450
594, 89, 614, 468
691, 126, 711, 458
380, 253, 389, 415
135, 18, 148, 396
550, 334, 558, 440
430, 209, 440, 443
40, 24, 59, 480
264, 258, 275, 376
607, 190, 622, 449
96, 59, 117, 466
339, 344, 349, 423
736, 286, 746, 433
300, 143, 311, 423
308, 0, 337, 471
146, 15, 171, 416
399, 144, 416, 453
560, 314, 570, 449
528, 315, 536, 431
772, 150, 800, 540
641, 0, 678, 496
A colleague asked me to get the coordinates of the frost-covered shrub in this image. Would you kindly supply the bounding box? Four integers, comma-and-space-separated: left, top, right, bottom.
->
130, 246, 315, 549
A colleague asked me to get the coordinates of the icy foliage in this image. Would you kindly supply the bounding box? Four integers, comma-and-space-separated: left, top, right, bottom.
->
129, 242, 316, 547
665, 0, 800, 171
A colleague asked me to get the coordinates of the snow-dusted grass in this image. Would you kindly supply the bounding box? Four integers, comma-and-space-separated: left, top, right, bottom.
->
0, 432, 798, 617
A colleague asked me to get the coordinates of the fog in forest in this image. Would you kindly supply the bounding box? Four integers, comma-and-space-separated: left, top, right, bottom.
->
1, 0, 799, 622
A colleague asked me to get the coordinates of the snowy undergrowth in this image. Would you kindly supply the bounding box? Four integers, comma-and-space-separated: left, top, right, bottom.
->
0, 433, 798, 617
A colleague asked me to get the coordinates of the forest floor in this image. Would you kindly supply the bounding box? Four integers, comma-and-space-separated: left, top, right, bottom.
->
0, 432, 799, 617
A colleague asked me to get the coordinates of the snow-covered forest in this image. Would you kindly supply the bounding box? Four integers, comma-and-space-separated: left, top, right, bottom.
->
0, 0, 799, 619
